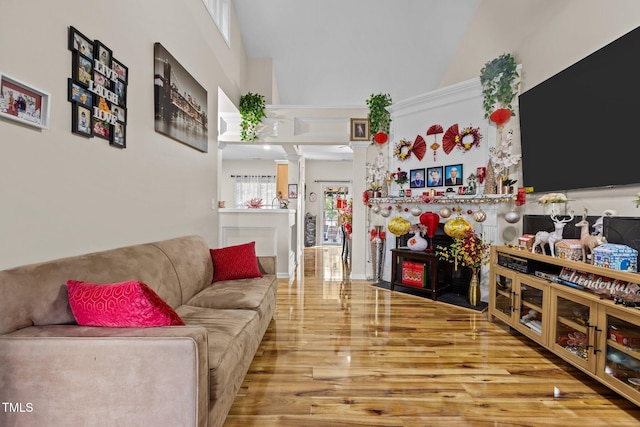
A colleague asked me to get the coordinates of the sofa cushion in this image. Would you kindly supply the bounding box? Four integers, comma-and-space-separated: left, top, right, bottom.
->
175, 305, 262, 400
210, 242, 263, 282
67, 280, 185, 327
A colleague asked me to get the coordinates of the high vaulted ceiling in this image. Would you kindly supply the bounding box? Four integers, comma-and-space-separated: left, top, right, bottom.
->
223, 0, 481, 161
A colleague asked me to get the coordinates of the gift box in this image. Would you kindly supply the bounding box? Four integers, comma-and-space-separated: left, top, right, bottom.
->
593, 243, 638, 272
401, 261, 426, 288
609, 326, 640, 348
555, 239, 583, 262
518, 234, 535, 251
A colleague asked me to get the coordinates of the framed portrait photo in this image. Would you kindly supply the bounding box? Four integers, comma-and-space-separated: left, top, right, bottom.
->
72, 53, 93, 87
427, 166, 444, 187
410, 168, 426, 188
94, 40, 112, 69
445, 164, 464, 186
110, 121, 126, 148
72, 103, 93, 137
350, 118, 369, 141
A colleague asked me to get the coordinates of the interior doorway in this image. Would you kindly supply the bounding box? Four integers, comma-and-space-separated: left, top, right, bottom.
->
321, 184, 351, 245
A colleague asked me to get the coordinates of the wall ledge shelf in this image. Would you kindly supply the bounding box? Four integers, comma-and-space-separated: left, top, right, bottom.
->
369, 194, 515, 205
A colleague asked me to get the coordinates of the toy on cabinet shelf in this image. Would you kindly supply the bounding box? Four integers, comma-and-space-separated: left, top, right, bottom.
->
531, 211, 574, 256
575, 214, 607, 264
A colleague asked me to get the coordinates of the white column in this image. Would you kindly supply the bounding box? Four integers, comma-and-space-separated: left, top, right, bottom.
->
350, 141, 370, 279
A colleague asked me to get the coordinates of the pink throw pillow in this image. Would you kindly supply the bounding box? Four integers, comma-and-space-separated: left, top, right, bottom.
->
210, 241, 263, 282
67, 280, 185, 327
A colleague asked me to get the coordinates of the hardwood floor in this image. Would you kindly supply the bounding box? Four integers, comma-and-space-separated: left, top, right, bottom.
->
224, 246, 640, 426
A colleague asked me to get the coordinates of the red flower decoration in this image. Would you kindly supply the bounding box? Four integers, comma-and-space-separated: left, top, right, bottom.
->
489, 108, 512, 126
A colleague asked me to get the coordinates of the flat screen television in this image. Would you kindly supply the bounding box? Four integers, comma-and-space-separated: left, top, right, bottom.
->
519, 25, 640, 194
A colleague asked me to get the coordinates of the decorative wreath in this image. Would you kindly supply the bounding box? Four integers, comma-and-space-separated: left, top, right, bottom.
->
457, 126, 482, 151
394, 138, 413, 161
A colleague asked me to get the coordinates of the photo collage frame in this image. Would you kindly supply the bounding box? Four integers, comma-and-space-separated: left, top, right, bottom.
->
68, 26, 128, 148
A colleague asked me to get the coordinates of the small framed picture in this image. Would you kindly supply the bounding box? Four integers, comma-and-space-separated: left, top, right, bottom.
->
73, 53, 93, 87
92, 71, 110, 89
68, 26, 94, 60
410, 168, 426, 188
0, 73, 50, 129
111, 105, 126, 124
427, 166, 443, 187
94, 40, 112, 68
114, 80, 126, 106
288, 184, 298, 199
445, 164, 463, 186
111, 121, 126, 148
68, 79, 93, 108
93, 117, 111, 140
350, 118, 369, 141
111, 58, 128, 83
72, 103, 93, 137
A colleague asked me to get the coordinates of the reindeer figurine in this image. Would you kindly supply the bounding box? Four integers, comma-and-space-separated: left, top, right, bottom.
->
531, 212, 574, 257
575, 212, 607, 264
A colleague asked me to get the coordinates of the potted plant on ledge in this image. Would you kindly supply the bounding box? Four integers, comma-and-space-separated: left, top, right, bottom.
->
366, 92, 392, 143
480, 53, 520, 126
239, 92, 266, 142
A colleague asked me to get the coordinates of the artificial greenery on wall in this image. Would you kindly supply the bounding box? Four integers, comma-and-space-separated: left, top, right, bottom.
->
366, 92, 392, 136
479, 53, 519, 119
239, 92, 266, 142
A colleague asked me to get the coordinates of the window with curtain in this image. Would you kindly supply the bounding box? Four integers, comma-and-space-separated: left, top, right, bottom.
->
233, 175, 277, 208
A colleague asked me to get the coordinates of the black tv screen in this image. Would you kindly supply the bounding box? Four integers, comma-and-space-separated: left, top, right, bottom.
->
519, 25, 640, 193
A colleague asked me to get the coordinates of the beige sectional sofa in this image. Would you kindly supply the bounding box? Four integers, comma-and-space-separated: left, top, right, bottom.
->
0, 235, 278, 427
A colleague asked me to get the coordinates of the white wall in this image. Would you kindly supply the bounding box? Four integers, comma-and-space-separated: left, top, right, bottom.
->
0, 0, 248, 269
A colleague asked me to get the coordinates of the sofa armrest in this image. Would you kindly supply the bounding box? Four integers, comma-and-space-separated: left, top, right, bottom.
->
0, 325, 209, 427
257, 256, 277, 275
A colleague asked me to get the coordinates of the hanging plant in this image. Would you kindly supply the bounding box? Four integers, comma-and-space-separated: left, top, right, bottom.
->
366, 92, 392, 137
479, 53, 520, 120
239, 92, 266, 142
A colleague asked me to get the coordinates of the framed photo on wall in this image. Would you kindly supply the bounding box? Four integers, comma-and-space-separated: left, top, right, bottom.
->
427, 166, 443, 187
350, 118, 369, 141
445, 164, 463, 186
71, 103, 93, 137
68, 26, 94, 60
410, 168, 426, 188
288, 184, 298, 199
111, 121, 126, 148
0, 73, 50, 129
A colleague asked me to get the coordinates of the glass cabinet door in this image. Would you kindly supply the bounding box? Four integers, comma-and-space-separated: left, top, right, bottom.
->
550, 289, 597, 372
514, 276, 547, 346
491, 267, 516, 324
598, 306, 640, 402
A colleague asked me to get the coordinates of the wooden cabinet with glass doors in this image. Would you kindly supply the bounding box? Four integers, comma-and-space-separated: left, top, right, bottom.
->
489, 245, 640, 407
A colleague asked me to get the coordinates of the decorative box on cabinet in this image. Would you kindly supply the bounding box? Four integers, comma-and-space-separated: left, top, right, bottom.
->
489, 245, 640, 407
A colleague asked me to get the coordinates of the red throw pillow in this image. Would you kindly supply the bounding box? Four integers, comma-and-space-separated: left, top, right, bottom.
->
210, 241, 263, 282
67, 280, 185, 327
